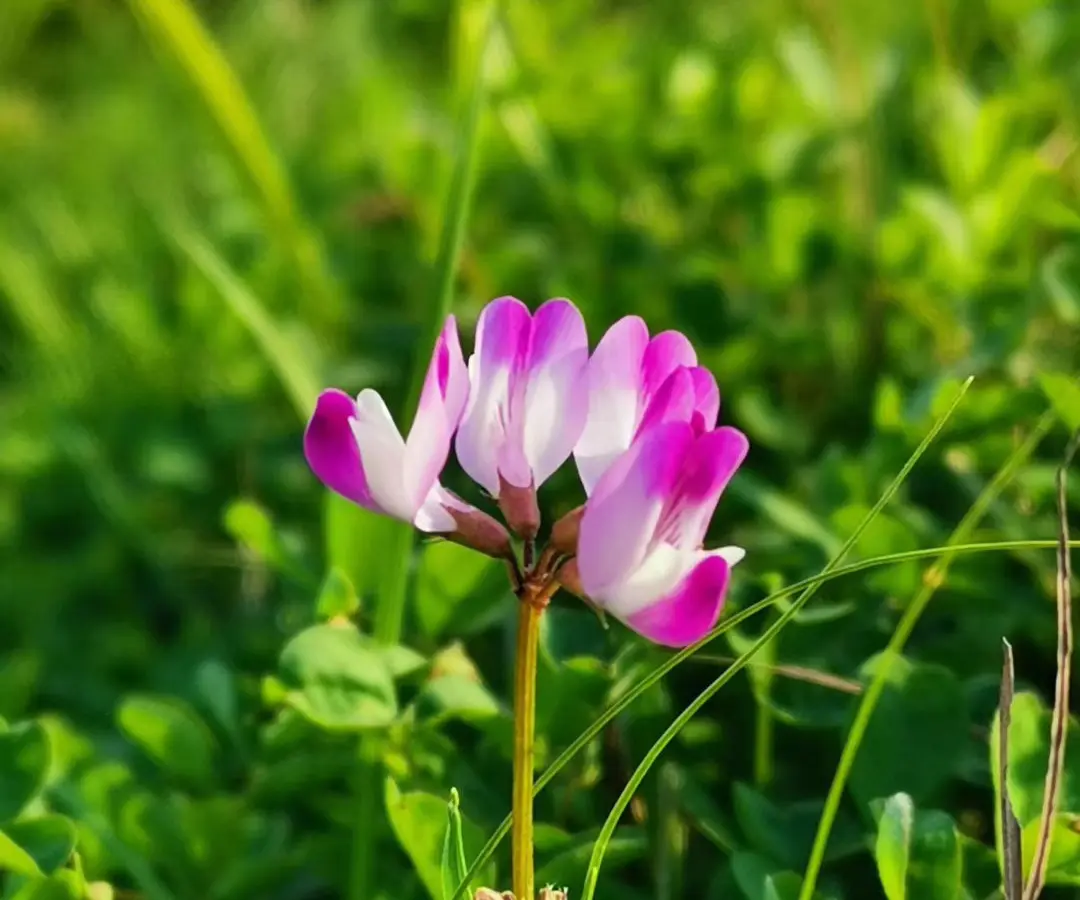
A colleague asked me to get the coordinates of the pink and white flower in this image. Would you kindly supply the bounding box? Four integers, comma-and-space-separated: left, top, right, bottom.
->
455, 296, 589, 500
574, 316, 719, 495
304, 316, 473, 534
573, 421, 749, 647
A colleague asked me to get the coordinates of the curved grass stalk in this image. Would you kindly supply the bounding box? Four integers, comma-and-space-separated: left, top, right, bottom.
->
576, 378, 973, 900
448, 538, 1079, 900
796, 410, 1056, 900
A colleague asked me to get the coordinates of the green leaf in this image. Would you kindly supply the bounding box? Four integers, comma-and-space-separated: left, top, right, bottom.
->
733, 783, 865, 870
730, 852, 806, 900
907, 811, 962, 900
0, 720, 50, 821
874, 795, 962, 900
5, 815, 77, 875
223, 498, 282, 566
193, 659, 240, 743
116, 694, 218, 789
278, 623, 397, 731
875, 793, 914, 900
535, 828, 647, 887
849, 657, 968, 807
0, 828, 43, 877
414, 541, 499, 641
385, 779, 493, 900
417, 676, 503, 726
440, 789, 470, 900
1038, 372, 1080, 432
5, 870, 85, 900
315, 567, 360, 621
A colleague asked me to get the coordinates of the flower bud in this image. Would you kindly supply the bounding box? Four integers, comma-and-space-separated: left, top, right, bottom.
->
444, 505, 514, 560
473, 890, 514, 900
497, 475, 540, 540
539, 888, 568, 900
549, 506, 583, 556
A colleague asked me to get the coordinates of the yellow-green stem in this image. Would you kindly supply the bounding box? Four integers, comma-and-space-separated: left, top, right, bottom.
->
513, 598, 542, 900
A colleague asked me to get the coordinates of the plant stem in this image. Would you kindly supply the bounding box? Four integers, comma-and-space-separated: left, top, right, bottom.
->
512, 596, 542, 900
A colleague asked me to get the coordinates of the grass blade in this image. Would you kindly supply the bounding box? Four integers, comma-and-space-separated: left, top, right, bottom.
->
1001, 639, 1024, 900
450, 533, 1080, 900
126, 0, 341, 321
797, 410, 1055, 900
575, 378, 974, 900
354, 5, 499, 899
168, 223, 320, 420
1023, 429, 1078, 900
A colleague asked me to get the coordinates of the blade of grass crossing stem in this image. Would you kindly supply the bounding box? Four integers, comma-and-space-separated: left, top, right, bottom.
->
1023, 430, 1079, 900
450, 541, 1080, 900
1001, 639, 1024, 900
403, 0, 500, 420
170, 224, 320, 420
126, 0, 341, 322
797, 410, 1055, 900
572, 378, 974, 900
355, 8, 498, 900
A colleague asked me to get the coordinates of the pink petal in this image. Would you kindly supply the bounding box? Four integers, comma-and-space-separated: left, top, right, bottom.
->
658, 426, 749, 550
574, 316, 650, 494
521, 299, 589, 487
577, 422, 694, 596
303, 389, 380, 512
456, 297, 531, 495
688, 366, 720, 432
404, 316, 468, 509
623, 554, 731, 647
635, 367, 696, 437
641, 330, 697, 399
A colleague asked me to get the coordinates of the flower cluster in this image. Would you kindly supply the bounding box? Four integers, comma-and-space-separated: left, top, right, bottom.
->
304, 297, 749, 648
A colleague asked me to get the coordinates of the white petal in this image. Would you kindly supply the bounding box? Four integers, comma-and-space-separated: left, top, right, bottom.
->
597, 542, 697, 619
574, 317, 649, 495
351, 390, 414, 521
521, 299, 589, 487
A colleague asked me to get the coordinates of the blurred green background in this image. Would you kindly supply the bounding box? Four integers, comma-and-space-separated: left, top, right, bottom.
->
1, 0, 1079, 898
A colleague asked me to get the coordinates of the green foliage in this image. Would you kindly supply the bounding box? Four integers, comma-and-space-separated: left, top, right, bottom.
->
1, 0, 1079, 896
277, 623, 398, 730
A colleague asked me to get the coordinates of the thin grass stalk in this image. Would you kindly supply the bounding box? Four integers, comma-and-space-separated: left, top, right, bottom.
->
797, 410, 1056, 900
576, 379, 974, 900
449, 537, 1080, 900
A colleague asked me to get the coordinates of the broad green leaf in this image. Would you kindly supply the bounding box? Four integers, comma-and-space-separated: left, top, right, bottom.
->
414, 541, 498, 641
223, 498, 282, 566
0, 720, 50, 821
417, 676, 502, 726
907, 811, 962, 900
385, 779, 493, 900
5, 815, 77, 875
875, 793, 914, 900
733, 784, 866, 870
535, 828, 646, 887
730, 852, 807, 900
315, 567, 360, 621
849, 656, 967, 807
116, 694, 217, 789
6, 870, 84, 900
193, 659, 240, 743
0, 828, 42, 877
278, 623, 397, 731
1018, 817, 1080, 885
874, 795, 962, 900
1038, 372, 1080, 432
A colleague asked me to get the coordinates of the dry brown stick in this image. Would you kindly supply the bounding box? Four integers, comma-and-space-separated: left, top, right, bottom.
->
1023, 430, 1078, 899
